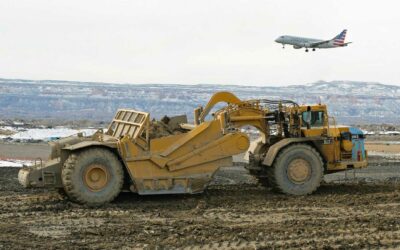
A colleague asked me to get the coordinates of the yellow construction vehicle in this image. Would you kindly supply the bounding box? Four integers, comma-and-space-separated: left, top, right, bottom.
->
18, 92, 367, 206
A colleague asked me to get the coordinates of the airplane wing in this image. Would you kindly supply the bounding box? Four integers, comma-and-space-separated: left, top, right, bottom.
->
309, 40, 331, 47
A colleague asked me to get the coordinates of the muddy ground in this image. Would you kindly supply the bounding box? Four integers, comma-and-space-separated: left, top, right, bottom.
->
1, 162, 400, 249
2, 140, 400, 249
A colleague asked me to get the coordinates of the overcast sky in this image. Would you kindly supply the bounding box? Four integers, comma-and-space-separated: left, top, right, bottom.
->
1, 0, 399, 86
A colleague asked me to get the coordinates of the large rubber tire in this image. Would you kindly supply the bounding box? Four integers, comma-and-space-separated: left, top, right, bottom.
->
61, 148, 124, 206
268, 144, 323, 195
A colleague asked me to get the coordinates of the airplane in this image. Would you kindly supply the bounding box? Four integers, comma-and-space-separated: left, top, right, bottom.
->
275, 29, 352, 52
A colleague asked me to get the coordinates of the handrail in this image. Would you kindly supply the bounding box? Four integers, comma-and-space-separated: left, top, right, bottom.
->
326, 115, 339, 162
326, 115, 337, 137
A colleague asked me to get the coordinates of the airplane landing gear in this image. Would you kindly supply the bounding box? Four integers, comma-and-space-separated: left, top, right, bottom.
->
282, 45, 285, 49
312, 48, 316, 51
305, 49, 309, 52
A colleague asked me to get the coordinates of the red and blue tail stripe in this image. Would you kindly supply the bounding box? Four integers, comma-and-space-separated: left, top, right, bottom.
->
333, 29, 347, 46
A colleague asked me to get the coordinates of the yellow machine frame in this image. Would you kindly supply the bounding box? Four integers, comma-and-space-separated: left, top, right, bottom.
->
19, 91, 367, 199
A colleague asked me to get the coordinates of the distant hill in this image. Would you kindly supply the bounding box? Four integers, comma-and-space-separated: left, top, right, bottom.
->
1, 78, 399, 124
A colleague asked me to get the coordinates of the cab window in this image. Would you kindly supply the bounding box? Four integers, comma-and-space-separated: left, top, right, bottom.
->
302, 111, 324, 127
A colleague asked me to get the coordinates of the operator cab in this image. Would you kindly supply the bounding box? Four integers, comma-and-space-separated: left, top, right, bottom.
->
301, 108, 325, 128
296, 104, 367, 170
298, 105, 329, 137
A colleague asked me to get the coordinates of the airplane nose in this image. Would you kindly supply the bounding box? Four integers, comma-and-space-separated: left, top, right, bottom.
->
274, 37, 280, 43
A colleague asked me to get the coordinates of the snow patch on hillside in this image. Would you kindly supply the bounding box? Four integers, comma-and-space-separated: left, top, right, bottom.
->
0, 159, 33, 167
0, 127, 98, 142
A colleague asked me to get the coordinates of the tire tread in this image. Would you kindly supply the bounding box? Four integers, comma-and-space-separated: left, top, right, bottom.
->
268, 143, 323, 195
61, 148, 124, 206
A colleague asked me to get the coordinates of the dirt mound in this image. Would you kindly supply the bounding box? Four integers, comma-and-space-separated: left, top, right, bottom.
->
149, 115, 187, 139
1, 167, 400, 249
0, 129, 15, 136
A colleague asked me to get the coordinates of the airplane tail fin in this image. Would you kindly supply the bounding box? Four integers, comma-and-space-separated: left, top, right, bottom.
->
332, 29, 347, 46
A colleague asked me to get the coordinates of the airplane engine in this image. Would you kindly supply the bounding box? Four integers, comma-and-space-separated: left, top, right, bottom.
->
293, 45, 302, 49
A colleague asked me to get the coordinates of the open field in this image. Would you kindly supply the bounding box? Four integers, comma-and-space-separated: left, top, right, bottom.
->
0, 142, 50, 160
366, 141, 400, 154
1, 166, 400, 249
1, 140, 400, 248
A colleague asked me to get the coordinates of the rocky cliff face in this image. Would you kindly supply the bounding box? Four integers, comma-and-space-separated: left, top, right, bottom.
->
1, 78, 399, 124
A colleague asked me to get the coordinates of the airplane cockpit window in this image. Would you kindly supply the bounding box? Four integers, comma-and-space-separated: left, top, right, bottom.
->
302, 111, 324, 128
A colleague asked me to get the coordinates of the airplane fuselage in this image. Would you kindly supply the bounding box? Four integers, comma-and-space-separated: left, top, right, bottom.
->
276, 36, 343, 49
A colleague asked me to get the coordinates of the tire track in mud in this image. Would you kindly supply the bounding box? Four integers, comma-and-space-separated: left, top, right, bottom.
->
1, 167, 400, 249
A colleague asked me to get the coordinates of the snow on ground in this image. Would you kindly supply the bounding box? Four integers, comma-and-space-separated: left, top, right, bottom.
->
378, 131, 400, 135
0, 159, 33, 167
368, 151, 400, 159
0, 127, 98, 142
0, 126, 21, 133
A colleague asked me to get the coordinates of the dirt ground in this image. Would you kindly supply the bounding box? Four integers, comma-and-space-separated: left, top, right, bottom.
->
365, 141, 400, 154
1, 165, 400, 249
0, 142, 50, 160
2, 140, 400, 249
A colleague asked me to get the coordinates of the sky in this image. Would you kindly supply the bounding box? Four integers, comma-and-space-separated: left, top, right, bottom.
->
1, 0, 400, 86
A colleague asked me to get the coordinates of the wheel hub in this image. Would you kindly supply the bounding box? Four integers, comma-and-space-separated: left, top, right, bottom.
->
287, 158, 311, 183
83, 164, 109, 191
